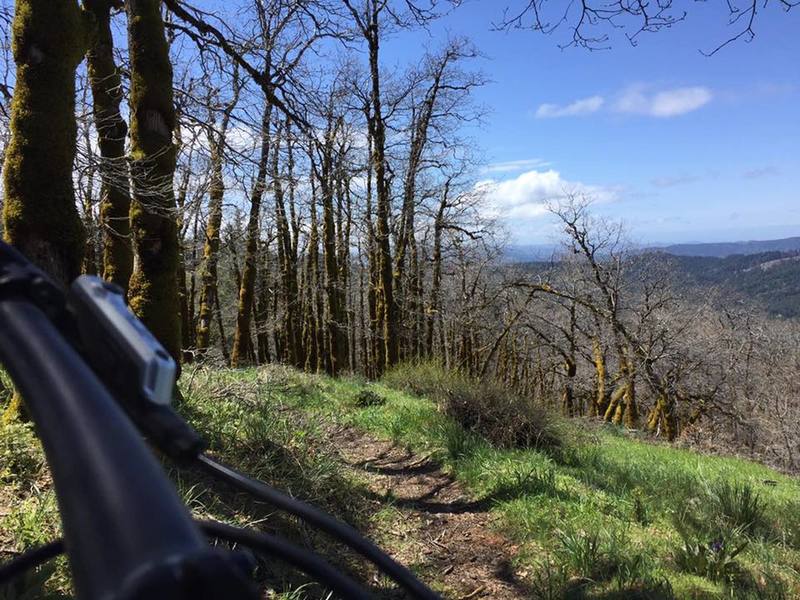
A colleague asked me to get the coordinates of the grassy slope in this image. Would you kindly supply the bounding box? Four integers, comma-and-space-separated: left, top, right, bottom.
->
2, 365, 799, 599
310, 375, 800, 599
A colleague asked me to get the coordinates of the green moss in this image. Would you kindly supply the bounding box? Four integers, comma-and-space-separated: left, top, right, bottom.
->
195, 141, 224, 352
84, 0, 133, 292
125, 0, 181, 360
2, 0, 88, 283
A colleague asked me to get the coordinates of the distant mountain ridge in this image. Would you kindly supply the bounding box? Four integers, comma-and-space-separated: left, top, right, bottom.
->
654, 236, 800, 258
505, 236, 800, 262
651, 250, 800, 318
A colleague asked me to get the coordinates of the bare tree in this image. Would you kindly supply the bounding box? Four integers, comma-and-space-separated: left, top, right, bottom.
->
497, 0, 799, 54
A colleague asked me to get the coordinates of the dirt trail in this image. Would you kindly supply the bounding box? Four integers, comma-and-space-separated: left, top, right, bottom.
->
335, 427, 531, 600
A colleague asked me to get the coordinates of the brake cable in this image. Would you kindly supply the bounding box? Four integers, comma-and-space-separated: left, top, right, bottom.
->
197, 454, 441, 600
0, 520, 372, 600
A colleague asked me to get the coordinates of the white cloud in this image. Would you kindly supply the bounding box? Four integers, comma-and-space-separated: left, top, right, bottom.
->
478, 169, 617, 221
226, 124, 259, 154
651, 174, 704, 188
533, 85, 713, 120
614, 85, 712, 117
482, 158, 551, 174
535, 95, 604, 119
742, 166, 780, 179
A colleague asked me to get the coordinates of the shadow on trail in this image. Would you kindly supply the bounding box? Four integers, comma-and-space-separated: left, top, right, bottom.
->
170, 422, 411, 599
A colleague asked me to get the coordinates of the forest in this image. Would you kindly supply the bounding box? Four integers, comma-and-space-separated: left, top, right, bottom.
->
0, 1, 799, 598
0, 0, 797, 469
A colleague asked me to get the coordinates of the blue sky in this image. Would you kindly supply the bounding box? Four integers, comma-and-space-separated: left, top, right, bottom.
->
383, 1, 800, 245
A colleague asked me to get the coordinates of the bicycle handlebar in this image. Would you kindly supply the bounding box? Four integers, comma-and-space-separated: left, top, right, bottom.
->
0, 241, 442, 599
0, 270, 256, 599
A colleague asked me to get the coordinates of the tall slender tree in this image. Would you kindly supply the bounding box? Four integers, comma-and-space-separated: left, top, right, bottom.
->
126, 0, 181, 360
231, 104, 271, 366
196, 69, 240, 354
84, 0, 133, 292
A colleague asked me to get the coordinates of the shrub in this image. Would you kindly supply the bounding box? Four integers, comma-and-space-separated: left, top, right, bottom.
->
528, 557, 570, 600
443, 377, 562, 450
383, 362, 565, 451
439, 421, 481, 461
0, 368, 12, 408
355, 388, 386, 408
381, 360, 452, 398
672, 502, 751, 586
673, 534, 747, 583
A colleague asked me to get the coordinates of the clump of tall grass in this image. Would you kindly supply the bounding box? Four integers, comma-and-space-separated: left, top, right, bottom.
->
383, 361, 566, 452
0, 420, 44, 486
555, 527, 631, 582
705, 479, 769, 538
0, 368, 12, 406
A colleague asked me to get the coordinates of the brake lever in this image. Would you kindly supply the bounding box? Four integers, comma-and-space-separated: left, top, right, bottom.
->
68, 276, 206, 462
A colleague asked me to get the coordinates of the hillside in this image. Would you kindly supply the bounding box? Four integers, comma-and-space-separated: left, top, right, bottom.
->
505, 236, 800, 263
3, 366, 799, 599
655, 237, 800, 258
652, 251, 800, 318
514, 250, 800, 318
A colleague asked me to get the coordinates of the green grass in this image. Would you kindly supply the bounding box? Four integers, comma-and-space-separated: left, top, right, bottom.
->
294, 366, 800, 599
2, 363, 799, 599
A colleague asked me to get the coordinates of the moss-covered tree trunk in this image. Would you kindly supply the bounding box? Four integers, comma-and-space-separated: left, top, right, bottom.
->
424, 181, 448, 357
300, 193, 319, 371
254, 238, 272, 364
231, 104, 271, 367
273, 121, 302, 367
195, 75, 238, 355
195, 139, 224, 353
80, 164, 98, 275
84, 0, 132, 292
174, 162, 194, 359
125, 0, 181, 360
2, 0, 87, 422
334, 155, 354, 371
362, 123, 379, 378
561, 357, 577, 417
591, 336, 607, 417
3, 0, 86, 284
319, 116, 347, 377
365, 8, 397, 374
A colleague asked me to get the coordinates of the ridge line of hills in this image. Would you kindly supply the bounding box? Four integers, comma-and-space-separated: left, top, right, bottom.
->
505, 235, 800, 262
507, 236, 800, 318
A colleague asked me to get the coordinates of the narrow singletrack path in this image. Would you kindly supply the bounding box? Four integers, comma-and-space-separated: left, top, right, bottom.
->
334, 426, 531, 600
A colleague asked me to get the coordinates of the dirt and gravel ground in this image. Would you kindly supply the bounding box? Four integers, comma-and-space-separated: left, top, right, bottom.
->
334, 425, 532, 600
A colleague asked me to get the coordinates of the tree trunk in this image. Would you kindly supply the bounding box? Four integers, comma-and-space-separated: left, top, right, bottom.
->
320, 117, 347, 376
365, 9, 397, 373
274, 121, 302, 366
126, 0, 181, 361
424, 182, 448, 357
254, 237, 272, 364
589, 338, 604, 417
3, 0, 86, 284
196, 91, 236, 353
175, 164, 193, 359
302, 201, 321, 372
231, 104, 272, 367
84, 0, 133, 292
